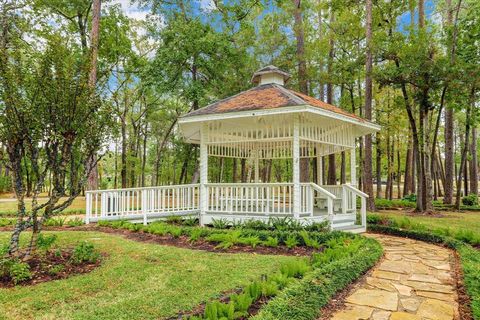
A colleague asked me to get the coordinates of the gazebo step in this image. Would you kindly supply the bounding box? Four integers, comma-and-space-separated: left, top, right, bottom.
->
331, 218, 356, 228
333, 225, 366, 233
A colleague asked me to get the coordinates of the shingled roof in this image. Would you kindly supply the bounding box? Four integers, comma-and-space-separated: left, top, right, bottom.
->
184, 83, 365, 122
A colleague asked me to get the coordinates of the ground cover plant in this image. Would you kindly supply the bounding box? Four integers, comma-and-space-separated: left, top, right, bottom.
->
368, 217, 480, 319
0, 231, 297, 319
0, 233, 101, 287
96, 219, 342, 252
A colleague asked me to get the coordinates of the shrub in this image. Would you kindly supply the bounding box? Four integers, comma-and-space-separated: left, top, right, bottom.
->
280, 260, 310, 278
299, 230, 320, 249
48, 264, 65, 276
9, 261, 32, 284
211, 218, 231, 229
166, 215, 183, 225
206, 231, 242, 249
462, 194, 479, 206
284, 234, 299, 249
44, 217, 67, 227
263, 236, 279, 247
239, 236, 262, 248
188, 228, 204, 243
182, 216, 199, 226
304, 221, 330, 232
403, 193, 417, 202
37, 234, 57, 252
67, 218, 84, 227
71, 242, 100, 264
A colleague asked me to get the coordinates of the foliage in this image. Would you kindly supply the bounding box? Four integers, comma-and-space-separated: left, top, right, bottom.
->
8, 261, 32, 284
252, 237, 383, 319
463, 194, 479, 206
71, 242, 100, 264
37, 234, 58, 252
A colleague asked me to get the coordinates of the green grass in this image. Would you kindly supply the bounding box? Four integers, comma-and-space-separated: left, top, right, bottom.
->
375, 210, 480, 242
0, 196, 86, 217
0, 231, 299, 320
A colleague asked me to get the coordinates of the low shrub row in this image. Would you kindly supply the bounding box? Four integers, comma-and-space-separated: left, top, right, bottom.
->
367, 213, 480, 246
251, 236, 383, 319
97, 220, 347, 250
186, 235, 380, 319
368, 223, 480, 319
374, 197, 480, 211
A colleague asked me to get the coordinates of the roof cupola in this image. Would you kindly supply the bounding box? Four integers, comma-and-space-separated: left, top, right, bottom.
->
251, 65, 291, 86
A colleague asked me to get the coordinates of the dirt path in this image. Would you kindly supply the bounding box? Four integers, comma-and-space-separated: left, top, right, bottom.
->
328, 234, 460, 320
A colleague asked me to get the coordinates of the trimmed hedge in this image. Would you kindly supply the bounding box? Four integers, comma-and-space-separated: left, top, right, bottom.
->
368, 224, 480, 319
251, 237, 382, 320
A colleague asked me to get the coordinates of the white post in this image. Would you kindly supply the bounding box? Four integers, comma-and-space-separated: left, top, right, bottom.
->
85, 192, 91, 224
361, 196, 367, 229
316, 155, 323, 186
142, 189, 148, 225
350, 147, 356, 186
254, 148, 260, 183
293, 117, 301, 218
199, 124, 208, 226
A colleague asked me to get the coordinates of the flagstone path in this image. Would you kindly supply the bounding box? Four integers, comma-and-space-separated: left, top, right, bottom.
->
329, 234, 459, 320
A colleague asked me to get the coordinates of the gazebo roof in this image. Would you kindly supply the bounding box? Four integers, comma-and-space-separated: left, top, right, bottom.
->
184, 83, 366, 123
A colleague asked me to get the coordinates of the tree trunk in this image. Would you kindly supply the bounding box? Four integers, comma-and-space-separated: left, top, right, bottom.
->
363, 0, 375, 210
376, 132, 382, 198
86, 0, 102, 190
470, 127, 478, 196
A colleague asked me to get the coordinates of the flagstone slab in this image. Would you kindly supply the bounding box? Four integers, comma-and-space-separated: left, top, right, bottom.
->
331, 305, 373, 320
400, 298, 420, 312
378, 260, 411, 274
393, 283, 412, 296
416, 290, 456, 302
371, 270, 402, 281
389, 312, 421, 320
416, 298, 455, 320
371, 310, 391, 320
401, 281, 454, 294
408, 273, 442, 284
366, 277, 396, 292
346, 289, 398, 311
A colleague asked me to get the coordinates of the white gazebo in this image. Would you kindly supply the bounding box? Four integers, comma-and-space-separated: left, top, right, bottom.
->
85, 66, 380, 232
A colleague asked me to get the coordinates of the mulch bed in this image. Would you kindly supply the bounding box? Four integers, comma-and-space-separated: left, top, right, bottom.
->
0, 249, 102, 288
29, 225, 319, 257
453, 250, 474, 320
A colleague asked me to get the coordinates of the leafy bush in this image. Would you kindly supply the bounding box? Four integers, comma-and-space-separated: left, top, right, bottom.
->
263, 236, 279, 247
9, 261, 32, 284
299, 230, 320, 249
166, 215, 183, 225
182, 216, 199, 226
403, 193, 417, 202
211, 218, 231, 229
37, 234, 57, 252
462, 194, 479, 206
71, 241, 100, 264
280, 260, 310, 278
284, 234, 299, 249
44, 217, 67, 227
67, 218, 84, 227
206, 231, 242, 249
48, 264, 65, 276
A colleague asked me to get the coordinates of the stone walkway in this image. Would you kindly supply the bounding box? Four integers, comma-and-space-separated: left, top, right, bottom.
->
329, 234, 459, 320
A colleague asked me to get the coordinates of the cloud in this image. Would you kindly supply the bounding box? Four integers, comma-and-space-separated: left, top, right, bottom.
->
108, 0, 149, 21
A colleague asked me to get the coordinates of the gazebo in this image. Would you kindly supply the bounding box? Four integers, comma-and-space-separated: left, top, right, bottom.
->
85, 66, 380, 232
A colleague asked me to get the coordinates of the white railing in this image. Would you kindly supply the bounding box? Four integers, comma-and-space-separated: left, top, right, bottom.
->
206, 183, 294, 215
86, 184, 199, 224
85, 183, 368, 230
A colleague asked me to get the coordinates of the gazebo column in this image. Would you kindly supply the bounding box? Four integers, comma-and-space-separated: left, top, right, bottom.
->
316, 155, 323, 186
292, 117, 301, 218
350, 147, 356, 186
199, 124, 208, 226
254, 148, 260, 183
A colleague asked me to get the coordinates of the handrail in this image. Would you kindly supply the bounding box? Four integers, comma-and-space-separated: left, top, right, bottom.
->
343, 184, 369, 198
310, 183, 337, 200
85, 184, 200, 194
206, 182, 293, 187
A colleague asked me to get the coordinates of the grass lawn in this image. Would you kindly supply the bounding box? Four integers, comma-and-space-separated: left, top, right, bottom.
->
377, 209, 480, 235
0, 195, 86, 216
0, 231, 299, 320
